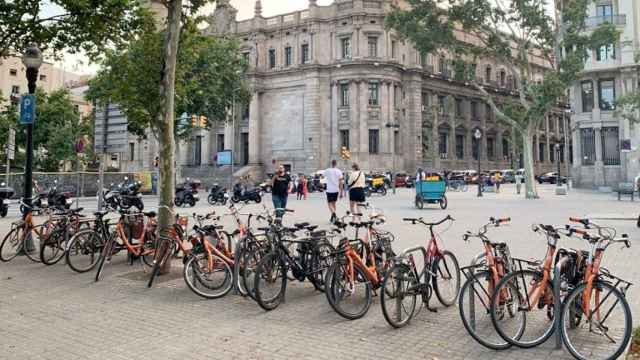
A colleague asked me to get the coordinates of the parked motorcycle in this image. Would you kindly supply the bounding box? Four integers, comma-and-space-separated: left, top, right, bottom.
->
207, 184, 228, 206
0, 183, 14, 218
21, 180, 73, 214
175, 182, 199, 207
231, 183, 262, 204
101, 177, 144, 211
364, 176, 387, 197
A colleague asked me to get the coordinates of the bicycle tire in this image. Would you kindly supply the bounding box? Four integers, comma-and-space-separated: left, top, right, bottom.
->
40, 228, 66, 265
433, 250, 460, 306
141, 234, 158, 267
94, 236, 114, 282
308, 241, 335, 292
233, 239, 249, 297
183, 253, 233, 299
326, 260, 372, 320
254, 252, 287, 311
147, 238, 172, 288
0, 227, 21, 262
380, 263, 418, 328
560, 281, 632, 360
242, 245, 268, 300
23, 229, 42, 263
66, 229, 104, 273
490, 269, 555, 348
458, 270, 512, 350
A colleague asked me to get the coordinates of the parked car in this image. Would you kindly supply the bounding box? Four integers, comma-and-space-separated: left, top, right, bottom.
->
537, 172, 567, 184
463, 170, 477, 184
501, 169, 516, 183
394, 172, 414, 188
448, 171, 466, 181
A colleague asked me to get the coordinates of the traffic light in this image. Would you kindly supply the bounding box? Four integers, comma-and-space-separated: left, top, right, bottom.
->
191, 115, 198, 127
340, 146, 351, 160
199, 115, 207, 128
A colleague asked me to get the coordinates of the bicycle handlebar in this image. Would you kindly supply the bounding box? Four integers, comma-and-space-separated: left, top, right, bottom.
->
402, 215, 454, 226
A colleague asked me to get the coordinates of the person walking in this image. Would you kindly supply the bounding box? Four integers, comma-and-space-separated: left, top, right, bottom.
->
324, 160, 344, 223
515, 172, 524, 194
495, 172, 502, 193
296, 175, 304, 200
302, 175, 309, 200
347, 163, 366, 215
271, 165, 292, 219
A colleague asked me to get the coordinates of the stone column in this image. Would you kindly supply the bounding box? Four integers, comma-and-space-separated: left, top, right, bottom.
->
349, 80, 360, 160
248, 91, 261, 164
358, 80, 369, 167
330, 81, 339, 157
594, 126, 605, 186
496, 130, 503, 165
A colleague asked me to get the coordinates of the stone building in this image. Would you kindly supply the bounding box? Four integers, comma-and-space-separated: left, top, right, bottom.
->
182, 0, 569, 182
569, 0, 640, 190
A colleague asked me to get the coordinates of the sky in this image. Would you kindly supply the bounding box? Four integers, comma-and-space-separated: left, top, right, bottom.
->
56, 0, 335, 74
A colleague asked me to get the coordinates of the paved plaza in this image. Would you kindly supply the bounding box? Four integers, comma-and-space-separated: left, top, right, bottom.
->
0, 184, 638, 360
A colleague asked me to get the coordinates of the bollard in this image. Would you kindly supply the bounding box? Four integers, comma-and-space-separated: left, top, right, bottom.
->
553, 256, 569, 350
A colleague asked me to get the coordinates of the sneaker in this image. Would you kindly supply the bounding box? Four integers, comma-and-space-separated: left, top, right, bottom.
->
330, 213, 336, 223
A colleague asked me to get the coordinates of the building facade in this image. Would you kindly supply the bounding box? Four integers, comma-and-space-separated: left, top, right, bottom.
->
176, 0, 569, 181
569, 0, 640, 189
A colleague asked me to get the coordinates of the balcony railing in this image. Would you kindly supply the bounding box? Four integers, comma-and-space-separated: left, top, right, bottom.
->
586, 15, 626, 28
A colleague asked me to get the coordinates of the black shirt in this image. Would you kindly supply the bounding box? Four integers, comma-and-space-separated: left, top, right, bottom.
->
272, 174, 291, 196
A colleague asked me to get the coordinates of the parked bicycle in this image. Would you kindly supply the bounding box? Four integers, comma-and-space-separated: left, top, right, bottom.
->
380, 215, 460, 327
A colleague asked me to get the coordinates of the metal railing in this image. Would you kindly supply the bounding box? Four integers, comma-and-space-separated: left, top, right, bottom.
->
586, 15, 626, 27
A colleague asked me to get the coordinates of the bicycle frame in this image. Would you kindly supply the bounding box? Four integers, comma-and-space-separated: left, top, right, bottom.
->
113, 213, 157, 257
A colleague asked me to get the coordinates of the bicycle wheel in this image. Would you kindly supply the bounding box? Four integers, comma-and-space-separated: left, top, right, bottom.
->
0, 227, 22, 262
380, 263, 418, 328
308, 241, 335, 292
233, 239, 249, 297
141, 234, 158, 267
66, 229, 104, 273
242, 245, 268, 300
147, 238, 172, 288
94, 236, 114, 282
458, 270, 512, 350
491, 269, 555, 348
23, 227, 42, 263
326, 260, 372, 320
183, 253, 233, 299
254, 252, 287, 311
561, 281, 632, 360
433, 250, 460, 306
40, 228, 66, 265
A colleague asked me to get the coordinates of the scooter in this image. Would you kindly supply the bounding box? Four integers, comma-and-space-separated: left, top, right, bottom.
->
21, 180, 73, 214
100, 177, 144, 211
207, 184, 228, 205
231, 183, 262, 204
175, 182, 199, 207
0, 183, 14, 218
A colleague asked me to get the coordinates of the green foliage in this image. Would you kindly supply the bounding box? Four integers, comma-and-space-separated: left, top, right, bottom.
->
0, 0, 151, 59
86, 21, 250, 140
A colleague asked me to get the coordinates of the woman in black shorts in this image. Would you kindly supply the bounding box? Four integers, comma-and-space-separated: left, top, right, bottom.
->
347, 163, 366, 214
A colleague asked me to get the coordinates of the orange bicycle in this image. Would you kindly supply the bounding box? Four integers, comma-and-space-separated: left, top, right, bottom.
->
94, 210, 158, 282
0, 202, 60, 262
560, 218, 633, 360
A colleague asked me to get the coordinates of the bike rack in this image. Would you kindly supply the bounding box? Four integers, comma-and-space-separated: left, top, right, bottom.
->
466, 252, 486, 330
553, 256, 569, 350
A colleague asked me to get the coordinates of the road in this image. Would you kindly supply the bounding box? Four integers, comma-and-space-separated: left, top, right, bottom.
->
0, 184, 637, 359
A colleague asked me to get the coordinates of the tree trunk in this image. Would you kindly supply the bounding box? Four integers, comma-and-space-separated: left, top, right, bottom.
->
522, 128, 539, 199
157, 0, 182, 275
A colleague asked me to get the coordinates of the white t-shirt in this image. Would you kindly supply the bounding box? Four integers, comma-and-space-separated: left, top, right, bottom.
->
324, 167, 343, 193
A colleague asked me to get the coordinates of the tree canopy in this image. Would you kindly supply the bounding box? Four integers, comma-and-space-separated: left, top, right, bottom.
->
0, 0, 150, 59
386, 0, 619, 198
85, 21, 251, 139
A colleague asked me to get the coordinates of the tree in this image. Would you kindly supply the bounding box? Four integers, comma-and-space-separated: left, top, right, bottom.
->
87, 2, 249, 275
386, 0, 619, 198
0, 0, 150, 58
615, 53, 640, 123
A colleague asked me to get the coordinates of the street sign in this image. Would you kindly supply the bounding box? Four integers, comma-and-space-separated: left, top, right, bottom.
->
94, 102, 129, 154
216, 150, 232, 166
19, 95, 36, 124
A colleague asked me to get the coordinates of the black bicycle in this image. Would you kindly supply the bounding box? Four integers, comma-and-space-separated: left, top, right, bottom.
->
253, 209, 335, 311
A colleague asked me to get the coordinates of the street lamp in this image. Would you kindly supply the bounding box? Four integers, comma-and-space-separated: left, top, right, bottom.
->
385, 122, 400, 194
21, 43, 42, 221
473, 127, 483, 197
554, 142, 561, 187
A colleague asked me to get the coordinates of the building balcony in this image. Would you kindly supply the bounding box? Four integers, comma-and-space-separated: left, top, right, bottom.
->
586, 15, 626, 28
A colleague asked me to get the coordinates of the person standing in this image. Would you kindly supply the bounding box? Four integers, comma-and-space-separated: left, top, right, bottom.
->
515, 172, 523, 194
324, 160, 344, 223
302, 175, 309, 200
347, 163, 366, 215
296, 175, 304, 200
495, 172, 502, 193
271, 165, 291, 219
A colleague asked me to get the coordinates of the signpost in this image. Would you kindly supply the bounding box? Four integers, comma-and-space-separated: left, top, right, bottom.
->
94, 103, 129, 210
20, 95, 36, 124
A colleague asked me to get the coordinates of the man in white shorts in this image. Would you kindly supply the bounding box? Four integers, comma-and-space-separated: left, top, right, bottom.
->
324, 160, 344, 223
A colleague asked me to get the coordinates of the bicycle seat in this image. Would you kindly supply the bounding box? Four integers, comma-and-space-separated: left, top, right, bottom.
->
306, 225, 318, 231
70, 208, 84, 213
93, 210, 109, 218
310, 230, 326, 238
144, 211, 156, 218
257, 227, 271, 232
295, 222, 310, 229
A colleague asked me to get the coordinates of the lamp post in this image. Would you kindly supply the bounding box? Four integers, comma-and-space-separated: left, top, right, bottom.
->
474, 127, 483, 197
555, 142, 561, 187
563, 108, 572, 190
385, 122, 400, 194
21, 44, 43, 221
